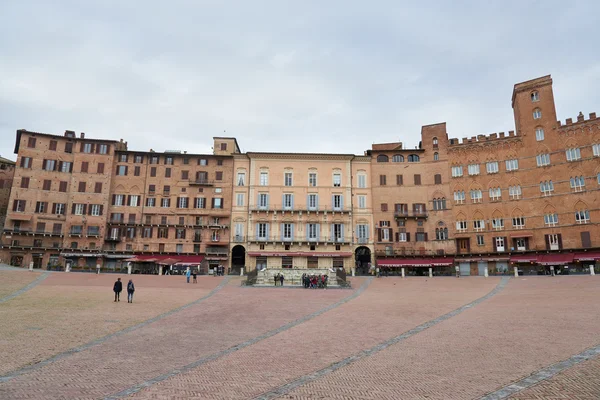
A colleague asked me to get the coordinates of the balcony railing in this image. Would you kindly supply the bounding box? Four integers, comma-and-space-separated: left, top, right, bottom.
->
189, 179, 214, 186
247, 235, 350, 243
394, 211, 429, 219
249, 204, 347, 212
232, 235, 245, 243
105, 236, 121, 242
206, 246, 228, 255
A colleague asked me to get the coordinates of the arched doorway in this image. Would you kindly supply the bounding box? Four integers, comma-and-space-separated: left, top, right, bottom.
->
354, 246, 372, 275
231, 245, 246, 275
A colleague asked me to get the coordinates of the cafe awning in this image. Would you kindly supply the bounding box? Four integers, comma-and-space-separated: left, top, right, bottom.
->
510, 255, 538, 263
377, 257, 453, 267
574, 251, 600, 262
538, 253, 574, 266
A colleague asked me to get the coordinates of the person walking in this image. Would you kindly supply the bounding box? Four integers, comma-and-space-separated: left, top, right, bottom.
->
186, 268, 191, 283
113, 278, 122, 302
279, 274, 284, 286
127, 279, 135, 303
274, 273, 279, 286
192, 270, 197, 283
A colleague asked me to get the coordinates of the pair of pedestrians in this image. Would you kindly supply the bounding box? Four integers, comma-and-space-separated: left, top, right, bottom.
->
113, 278, 135, 303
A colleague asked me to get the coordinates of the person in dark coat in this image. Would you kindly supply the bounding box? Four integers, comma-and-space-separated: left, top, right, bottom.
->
274, 273, 279, 286
279, 274, 284, 286
127, 279, 135, 303
113, 278, 123, 302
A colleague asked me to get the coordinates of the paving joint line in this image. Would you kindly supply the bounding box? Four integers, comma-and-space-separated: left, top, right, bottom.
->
104, 277, 374, 399
479, 343, 600, 400
253, 276, 510, 400
0, 276, 230, 383
0, 272, 50, 304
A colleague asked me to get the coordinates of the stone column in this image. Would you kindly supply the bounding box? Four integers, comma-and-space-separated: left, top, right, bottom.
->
514, 267, 518, 277
401, 268, 405, 278
428, 267, 433, 278
550, 265, 555, 276
590, 264, 596, 276
29, 262, 34, 271
240, 267, 244, 276
159, 265, 163, 276
127, 262, 132, 275
484, 267, 489, 278
96, 264, 101, 274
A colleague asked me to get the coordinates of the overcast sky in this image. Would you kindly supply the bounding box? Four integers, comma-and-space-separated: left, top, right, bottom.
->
1, 1, 599, 160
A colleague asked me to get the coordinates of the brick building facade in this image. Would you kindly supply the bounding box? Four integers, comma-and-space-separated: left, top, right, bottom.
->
1, 75, 598, 275
0, 156, 16, 236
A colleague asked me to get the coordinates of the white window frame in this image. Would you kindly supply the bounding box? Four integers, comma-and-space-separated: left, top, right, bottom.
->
178, 197, 188, 208
453, 191, 465, 204
509, 185, 522, 200
468, 164, 480, 176
258, 223, 268, 239
130, 195, 139, 207
575, 210, 590, 224
540, 181, 554, 196
61, 162, 71, 173
535, 128, 545, 141
357, 174, 366, 188
357, 224, 368, 240
505, 159, 519, 171
570, 176, 585, 192
147, 198, 155, 207
473, 219, 485, 232
237, 172, 245, 186
213, 198, 222, 209
333, 173, 341, 187
489, 187, 501, 201
492, 218, 504, 230
114, 194, 124, 206
381, 228, 390, 241
90, 204, 100, 216
512, 217, 525, 229
55, 203, 65, 215
259, 171, 269, 186
544, 213, 558, 227
456, 221, 467, 232
333, 194, 342, 210
451, 166, 463, 177
533, 109, 542, 119
477, 235, 484, 246
195, 197, 205, 209
398, 232, 407, 242
74, 204, 84, 215
496, 237, 505, 251
283, 193, 293, 210
566, 148, 581, 162
258, 193, 268, 209
282, 223, 293, 240
309, 173, 317, 187
593, 144, 600, 157
486, 161, 499, 174
548, 234, 560, 250
284, 172, 293, 187
307, 224, 318, 240
236, 193, 244, 207
44, 160, 56, 171
357, 195, 366, 209
161, 198, 170, 208
536, 154, 550, 167
470, 189, 482, 203
308, 194, 317, 211
83, 143, 92, 153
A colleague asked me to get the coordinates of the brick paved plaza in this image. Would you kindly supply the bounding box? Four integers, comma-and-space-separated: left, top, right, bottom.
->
0, 267, 599, 399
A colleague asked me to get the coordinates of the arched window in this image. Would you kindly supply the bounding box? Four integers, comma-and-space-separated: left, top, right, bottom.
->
432, 197, 446, 210
433, 152, 439, 161
435, 226, 448, 240
531, 91, 539, 102
392, 154, 404, 162
432, 137, 438, 148
376, 154, 389, 163
408, 154, 420, 162
533, 108, 542, 119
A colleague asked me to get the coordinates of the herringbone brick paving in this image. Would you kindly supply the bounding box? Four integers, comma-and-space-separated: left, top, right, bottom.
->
0, 273, 220, 375
281, 276, 600, 400
127, 277, 500, 399
509, 355, 600, 399
0, 275, 350, 399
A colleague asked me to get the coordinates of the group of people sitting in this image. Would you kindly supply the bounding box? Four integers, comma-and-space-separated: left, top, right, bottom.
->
302, 273, 328, 289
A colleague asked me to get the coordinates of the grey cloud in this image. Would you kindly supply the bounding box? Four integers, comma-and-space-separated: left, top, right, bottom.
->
0, 0, 599, 161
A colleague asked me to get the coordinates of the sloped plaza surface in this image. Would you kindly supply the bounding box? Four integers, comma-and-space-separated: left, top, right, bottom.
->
0, 267, 598, 399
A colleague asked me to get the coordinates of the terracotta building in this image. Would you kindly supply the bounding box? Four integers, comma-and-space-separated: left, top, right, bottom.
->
0, 156, 16, 234
1, 75, 598, 275
231, 152, 375, 274
376, 75, 600, 275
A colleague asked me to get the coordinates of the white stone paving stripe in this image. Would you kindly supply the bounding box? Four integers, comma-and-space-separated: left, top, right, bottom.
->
0, 272, 50, 304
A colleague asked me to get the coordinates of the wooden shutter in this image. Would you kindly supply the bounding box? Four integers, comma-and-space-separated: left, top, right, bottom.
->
12, 200, 18, 211
406, 232, 410, 242
424, 232, 428, 241
544, 235, 550, 250
414, 174, 421, 185
493, 237, 497, 252
82, 204, 87, 215
71, 204, 76, 214
396, 174, 403, 185
42, 159, 47, 170
82, 162, 88, 173
52, 203, 57, 214
112, 195, 116, 205
377, 228, 382, 242
580, 232, 590, 248
99, 205, 103, 216
98, 163, 104, 174
80, 142, 84, 152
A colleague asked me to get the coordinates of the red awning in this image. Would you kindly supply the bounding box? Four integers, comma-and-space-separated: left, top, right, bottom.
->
510, 255, 538, 263
538, 254, 574, 266
247, 252, 353, 257
127, 255, 204, 265
377, 258, 453, 268
574, 252, 600, 262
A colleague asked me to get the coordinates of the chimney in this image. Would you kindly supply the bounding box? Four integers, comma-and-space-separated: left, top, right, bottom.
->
590, 112, 596, 119
80, 132, 85, 138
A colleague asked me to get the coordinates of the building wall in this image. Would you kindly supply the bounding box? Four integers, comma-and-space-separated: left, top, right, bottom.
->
447, 76, 600, 257
0, 158, 16, 233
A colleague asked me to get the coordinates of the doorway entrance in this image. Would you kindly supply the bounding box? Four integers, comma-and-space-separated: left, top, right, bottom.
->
231, 245, 246, 275
354, 246, 371, 275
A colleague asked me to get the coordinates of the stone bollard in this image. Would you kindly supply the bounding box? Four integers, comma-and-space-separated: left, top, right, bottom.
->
127, 263, 132, 275
550, 266, 555, 276
96, 264, 101, 274
429, 267, 433, 278
159, 266, 163, 276
514, 267, 518, 277
590, 265, 596, 276
401, 267, 405, 278
484, 267, 489, 278
352, 268, 355, 277
240, 267, 244, 276
29, 262, 34, 271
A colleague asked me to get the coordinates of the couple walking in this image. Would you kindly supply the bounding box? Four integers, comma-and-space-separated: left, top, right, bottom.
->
113, 278, 135, 303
